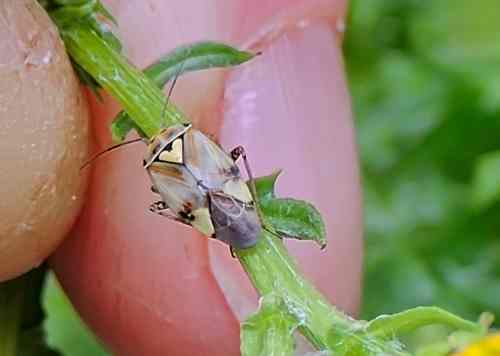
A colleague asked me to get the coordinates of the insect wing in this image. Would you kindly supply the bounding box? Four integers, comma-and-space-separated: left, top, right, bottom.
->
208, 191, 261, 249
148, 163, 205, 217
184, 130, 238, 188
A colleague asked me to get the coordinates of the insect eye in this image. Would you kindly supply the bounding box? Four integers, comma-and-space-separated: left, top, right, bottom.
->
158, 138, 183, 164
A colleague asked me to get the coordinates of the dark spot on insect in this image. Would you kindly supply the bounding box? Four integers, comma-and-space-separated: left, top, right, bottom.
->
179, 210, 195, 221
230, 147, 243, 161
151, 185, 159, 194
143, 159, 147, 166
230, 165, 240, 177
182, 202, 193, 213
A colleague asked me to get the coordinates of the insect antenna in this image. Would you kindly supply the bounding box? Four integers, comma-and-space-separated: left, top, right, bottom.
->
160, 61, 186, 126
80, 137, 143, 170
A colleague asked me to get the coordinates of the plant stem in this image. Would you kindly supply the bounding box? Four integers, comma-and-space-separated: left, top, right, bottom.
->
237, 231, 402, 354
59, 25, 189, 138
0, 276, 26, 356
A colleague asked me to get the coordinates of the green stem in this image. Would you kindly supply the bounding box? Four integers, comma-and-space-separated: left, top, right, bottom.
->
0, 276, 26, 355
59, 25, 189, 137
237, 232, 402, 354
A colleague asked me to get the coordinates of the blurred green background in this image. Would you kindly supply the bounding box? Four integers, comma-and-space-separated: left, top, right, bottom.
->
344, 0, 500, 321
42, 0, 500, 353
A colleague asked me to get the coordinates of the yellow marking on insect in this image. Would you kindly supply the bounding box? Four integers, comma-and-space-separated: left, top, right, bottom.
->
191, 208, 215, 236
454, 334, 500, 356
222, 179, 253, 203
159, 138, 183, 164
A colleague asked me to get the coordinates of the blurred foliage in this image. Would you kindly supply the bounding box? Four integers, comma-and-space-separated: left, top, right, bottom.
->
344, 0, 500, 321
43, 273, 109, 356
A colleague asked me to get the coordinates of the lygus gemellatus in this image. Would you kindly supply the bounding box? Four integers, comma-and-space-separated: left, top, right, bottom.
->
82, 64, 262, 250
144, 123, 261, 249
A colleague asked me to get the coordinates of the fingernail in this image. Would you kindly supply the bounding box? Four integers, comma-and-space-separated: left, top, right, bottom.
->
210, 20, 363, 318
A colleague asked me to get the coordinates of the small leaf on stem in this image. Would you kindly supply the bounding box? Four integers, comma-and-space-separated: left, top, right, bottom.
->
252, 172, 327, 248
241, 295, 299, 356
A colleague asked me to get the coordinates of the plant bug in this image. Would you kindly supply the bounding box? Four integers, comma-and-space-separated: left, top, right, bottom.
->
144, 123, 261, 249
82, 62, 262, 249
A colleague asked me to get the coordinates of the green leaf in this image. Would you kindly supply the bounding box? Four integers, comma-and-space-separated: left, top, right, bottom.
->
472, 150, 500, 210
111, 41, 258, 141
143, 41, 257, 89
241, 295, 299, 356
252, 172, 327, 248
366, 307, 482, 339
254, 170, 281, 202
261, 199, 327, 249
43, 273, 110, 356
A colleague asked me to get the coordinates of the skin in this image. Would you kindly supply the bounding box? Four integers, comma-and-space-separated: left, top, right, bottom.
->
51, 0, 362, 355
0, 0, 89, 282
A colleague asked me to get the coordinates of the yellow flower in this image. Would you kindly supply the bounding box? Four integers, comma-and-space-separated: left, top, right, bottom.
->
455, 334, 500, 356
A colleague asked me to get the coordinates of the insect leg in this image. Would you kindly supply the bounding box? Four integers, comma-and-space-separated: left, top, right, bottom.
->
230, 146, 262, 218
149, 200, 168, 213
149, 201, 192, 226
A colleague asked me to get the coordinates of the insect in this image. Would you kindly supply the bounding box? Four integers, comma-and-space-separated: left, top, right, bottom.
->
144, 123, 262, 249
82, 61, 261, 249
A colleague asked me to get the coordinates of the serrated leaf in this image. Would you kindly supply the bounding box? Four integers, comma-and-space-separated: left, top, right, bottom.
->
252, 172, 327, 248
111, 41, 257, 141
253, 170, 282, 202
261, 198, 327, 249
241, 295, 298, 356
472, 150, 500, 210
